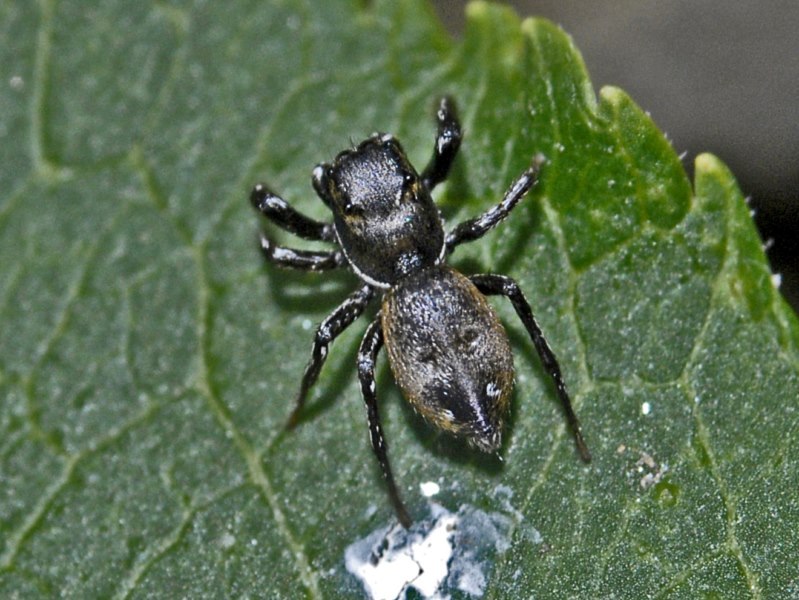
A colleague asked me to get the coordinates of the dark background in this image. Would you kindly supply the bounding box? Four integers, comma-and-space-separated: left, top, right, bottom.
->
432, 0, 799, 312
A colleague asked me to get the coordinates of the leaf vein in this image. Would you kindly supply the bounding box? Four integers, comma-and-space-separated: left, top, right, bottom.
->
193, 246, 322, 599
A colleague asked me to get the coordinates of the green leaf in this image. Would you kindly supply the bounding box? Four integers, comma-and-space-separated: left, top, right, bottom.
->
1, 1, 797, 598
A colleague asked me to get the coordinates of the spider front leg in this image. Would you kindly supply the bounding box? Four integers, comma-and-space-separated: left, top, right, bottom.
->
358, 317, 412, 528
445, 154, 544, 254
470, 273, 591, 462
421, 96, 462, 191
287, 283, 374, 428
251, 183, 336, 241
251, 183, 345, 270
256, 235, 346, 271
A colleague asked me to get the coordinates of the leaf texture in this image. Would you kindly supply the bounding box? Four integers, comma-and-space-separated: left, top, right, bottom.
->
0, 1, 797, 598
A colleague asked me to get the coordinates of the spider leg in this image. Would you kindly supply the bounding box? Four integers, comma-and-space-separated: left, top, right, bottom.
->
251, 183, 344, 271
421, 96, 462, 191
286, 283, 374, 428
251, 183, 335, 242
257, 233, 345, 271
445, 154, 544, 255
358, 316, 413, 528
470, 273, 591, 462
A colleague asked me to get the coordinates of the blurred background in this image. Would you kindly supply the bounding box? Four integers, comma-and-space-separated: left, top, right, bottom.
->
431, 0, 799, 312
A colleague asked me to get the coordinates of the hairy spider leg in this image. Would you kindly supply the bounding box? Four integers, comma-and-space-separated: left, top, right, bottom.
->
445, 154, 544, 254
421, 96, 463, 191
287, 284, 374, 429
251, 183, 345, 270
358, 317, 413, 528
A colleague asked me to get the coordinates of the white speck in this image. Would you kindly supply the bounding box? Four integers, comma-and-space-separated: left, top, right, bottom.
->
9, 75, 23, 90
302, 319, 312, 330
420, 481, 440, 497
250, 538, 258, 547
772, 273, 782, 288
633, 450, 668, 490
219, 532, 236, 549
641, 401, 651, 416
694, 395, 701, 404
608, 179, 616, 188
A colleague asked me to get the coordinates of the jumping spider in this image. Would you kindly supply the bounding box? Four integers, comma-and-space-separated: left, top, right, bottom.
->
250, 97, 590, 527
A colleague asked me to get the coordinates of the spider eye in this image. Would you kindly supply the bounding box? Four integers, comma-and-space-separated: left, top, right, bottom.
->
331, 183, 364, 218
343, 201, 363, 217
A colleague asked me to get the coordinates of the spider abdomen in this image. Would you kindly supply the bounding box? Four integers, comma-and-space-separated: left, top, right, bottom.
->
382, 265, 514, 452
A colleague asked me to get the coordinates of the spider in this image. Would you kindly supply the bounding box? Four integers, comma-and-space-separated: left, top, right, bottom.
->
250, 97, 590, 528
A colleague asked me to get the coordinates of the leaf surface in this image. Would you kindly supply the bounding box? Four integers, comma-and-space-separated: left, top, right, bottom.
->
1, 1, 797, 598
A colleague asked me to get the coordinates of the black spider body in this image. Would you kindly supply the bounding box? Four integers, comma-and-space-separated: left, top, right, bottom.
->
250, 97, 589, 528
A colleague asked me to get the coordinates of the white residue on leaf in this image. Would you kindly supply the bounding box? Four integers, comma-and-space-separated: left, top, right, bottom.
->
344, 506, 456, 600
620, 446, 669, 490
219, 532, 236, 550
617, 445, 671, 491
345, 486, 529, 599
